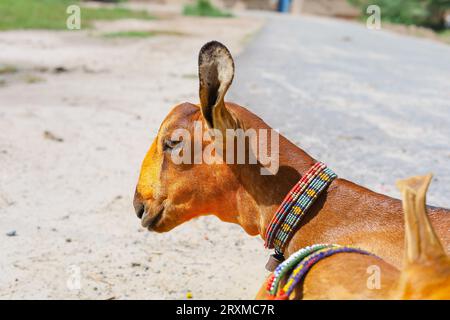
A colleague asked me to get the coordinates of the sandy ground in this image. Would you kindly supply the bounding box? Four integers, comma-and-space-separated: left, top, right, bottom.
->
0, 5, 265, 299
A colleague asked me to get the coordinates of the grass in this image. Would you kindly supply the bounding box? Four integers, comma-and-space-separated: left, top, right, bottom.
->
102, 30, 186, 38
182, 73, 198, 79
24, 74, 45, 84
437, 30, 450, 44
82, 6, 152, 23
0, 65, 18, 75
183, 0, 233, 18
0, 0, 154, 31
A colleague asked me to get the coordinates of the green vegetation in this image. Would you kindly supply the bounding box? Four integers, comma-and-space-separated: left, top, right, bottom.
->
0, 65, 18, 75
437, 29, 450, 43
0, 0, 154, 31
103, 30, 185, 38
181, 73, 198, 79
348, 0, 450, 30
183, 0, 233, 18
82, 6, 152, 23
24, 74, 45, 84
103, 30, 158, 38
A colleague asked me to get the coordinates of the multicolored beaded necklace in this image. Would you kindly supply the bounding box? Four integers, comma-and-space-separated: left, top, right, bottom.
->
266, 244, 375, 300
264, 162, 337, 269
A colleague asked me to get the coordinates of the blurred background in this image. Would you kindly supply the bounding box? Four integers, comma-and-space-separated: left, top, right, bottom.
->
1, 0, 449, 299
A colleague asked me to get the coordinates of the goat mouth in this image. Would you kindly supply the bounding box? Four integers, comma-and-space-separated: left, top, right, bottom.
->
141, 205, 164, 229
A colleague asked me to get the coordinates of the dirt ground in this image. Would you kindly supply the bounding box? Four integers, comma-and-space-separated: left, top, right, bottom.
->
0, 4, 266, 299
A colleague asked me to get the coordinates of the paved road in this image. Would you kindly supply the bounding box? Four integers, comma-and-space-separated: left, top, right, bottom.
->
229, 14, 450, 207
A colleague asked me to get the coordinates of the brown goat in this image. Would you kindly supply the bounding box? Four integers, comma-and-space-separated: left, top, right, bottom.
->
133, 41, 450, 298
255, 174, 450, 299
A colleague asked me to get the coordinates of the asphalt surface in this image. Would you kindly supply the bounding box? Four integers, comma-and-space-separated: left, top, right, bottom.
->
229, 14, 450, 207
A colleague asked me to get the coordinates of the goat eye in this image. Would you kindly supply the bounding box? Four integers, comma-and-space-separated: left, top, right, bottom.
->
163, 139, 181, 151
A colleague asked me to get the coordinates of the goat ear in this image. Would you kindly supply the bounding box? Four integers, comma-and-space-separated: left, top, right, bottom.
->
198, 41, 237, 131
396, 174, 446, 265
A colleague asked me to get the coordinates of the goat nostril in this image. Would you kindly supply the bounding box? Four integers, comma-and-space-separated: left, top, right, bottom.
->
133, 189, 145, 219
136, 204, 144, 219
133, 198, 145, 219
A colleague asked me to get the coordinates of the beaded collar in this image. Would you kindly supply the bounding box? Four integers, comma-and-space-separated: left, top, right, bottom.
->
266, 244, 375, 300
264, 162, 337, 270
